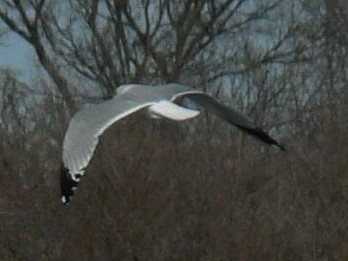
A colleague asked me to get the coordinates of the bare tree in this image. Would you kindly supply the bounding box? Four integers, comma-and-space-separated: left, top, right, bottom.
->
324, 0, 348, 47
0, 1, 303, 102
0, 0, 75, 112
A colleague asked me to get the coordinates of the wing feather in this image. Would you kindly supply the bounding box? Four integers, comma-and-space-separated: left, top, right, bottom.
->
179, 92, 285, 150
63, 98, 153, 176
61, 97, 153, 204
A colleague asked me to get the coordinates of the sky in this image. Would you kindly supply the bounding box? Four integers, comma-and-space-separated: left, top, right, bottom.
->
0, 32, 36, 81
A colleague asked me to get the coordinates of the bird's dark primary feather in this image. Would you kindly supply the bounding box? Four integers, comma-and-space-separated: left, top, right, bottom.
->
60, 163, 79, 205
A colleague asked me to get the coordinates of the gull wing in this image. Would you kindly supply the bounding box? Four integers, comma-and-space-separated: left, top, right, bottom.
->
176, 92, 285, 150
61, 97, 153, 204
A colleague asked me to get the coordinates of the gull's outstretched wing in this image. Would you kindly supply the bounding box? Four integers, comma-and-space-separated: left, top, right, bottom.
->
61, 96, 153, 204
174, 92, 285, 150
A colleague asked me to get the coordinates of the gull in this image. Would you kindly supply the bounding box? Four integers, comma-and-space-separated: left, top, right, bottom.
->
61, 83, 285, 204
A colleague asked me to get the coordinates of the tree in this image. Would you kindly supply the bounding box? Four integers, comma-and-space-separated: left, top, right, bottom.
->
0, 0, 301, 107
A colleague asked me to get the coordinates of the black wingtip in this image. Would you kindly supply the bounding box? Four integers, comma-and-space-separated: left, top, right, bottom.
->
60, 163, 78, 205
240, 126, 285, 151
277, 143, 286, 152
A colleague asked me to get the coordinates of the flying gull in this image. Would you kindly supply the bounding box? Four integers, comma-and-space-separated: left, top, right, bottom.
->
61, 83, 285, 204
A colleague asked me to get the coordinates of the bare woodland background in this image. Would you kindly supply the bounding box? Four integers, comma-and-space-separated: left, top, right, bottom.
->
0, 0, 347, 260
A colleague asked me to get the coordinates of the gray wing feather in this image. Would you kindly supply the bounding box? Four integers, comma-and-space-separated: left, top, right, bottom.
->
150, 83, 283, 149
179, 92, 285, 150
184, 93, 256, 128
62, 96, 153, 175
